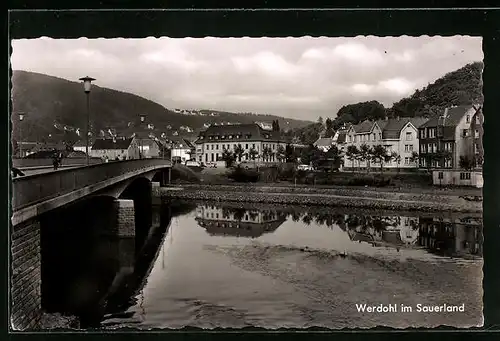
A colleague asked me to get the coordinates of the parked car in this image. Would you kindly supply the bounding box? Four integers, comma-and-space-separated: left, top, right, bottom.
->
297, 164, 315, 171
185, 160, 202, 167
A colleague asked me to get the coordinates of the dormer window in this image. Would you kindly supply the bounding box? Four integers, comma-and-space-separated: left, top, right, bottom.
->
229, 135, 233, 139
265, 134, 270, 139
221, 135, 226, 139
215, 136, 219, 139
209, 136, 213, 140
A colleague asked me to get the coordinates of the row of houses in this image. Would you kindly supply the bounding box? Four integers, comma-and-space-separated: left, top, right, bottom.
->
314, 104, 483, 172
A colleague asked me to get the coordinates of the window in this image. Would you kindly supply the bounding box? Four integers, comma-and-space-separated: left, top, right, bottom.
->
420, 129, 426, 139
404, 157, 409, 165
216, 144, 219, 150
409, 145, 413, 152
372, 133, 376, 141
252, 143, 255, 149
420, 144, 425, 153
406, 132, 412, 141
209, 136, 213, 140
460, 172, 471, 180
445, 158, 452, 168
466, 115, 470, 123
379, 133, 382, 140
405, 145, 409, 152
475, 143, 480, 154
245, 144, 248, 149
463, 129, 469, 137
215, 136, 219, 139
475, 129, 479, 138
438, 172, 444, 179
428, 128, 435, 138
476, 115, 481, 124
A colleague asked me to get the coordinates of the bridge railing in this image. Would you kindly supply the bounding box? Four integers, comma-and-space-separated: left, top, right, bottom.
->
11, 159, 171, 212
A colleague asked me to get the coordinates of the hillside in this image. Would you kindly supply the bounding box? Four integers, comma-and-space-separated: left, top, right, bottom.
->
10, 71, 312, 143
388, 61, 483, 118
288, 61, 483, 145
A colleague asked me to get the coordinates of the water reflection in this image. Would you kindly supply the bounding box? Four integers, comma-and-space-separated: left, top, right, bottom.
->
193, 203, 483, 259
195, 205, 287, 238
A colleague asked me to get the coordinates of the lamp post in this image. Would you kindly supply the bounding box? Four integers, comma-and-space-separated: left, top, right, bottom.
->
139, 114, 147, 159
17, 112, 25, 158
79, 76, 96, 166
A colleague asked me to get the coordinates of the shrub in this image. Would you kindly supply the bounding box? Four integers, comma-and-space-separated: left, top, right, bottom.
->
227, 166, 260, 183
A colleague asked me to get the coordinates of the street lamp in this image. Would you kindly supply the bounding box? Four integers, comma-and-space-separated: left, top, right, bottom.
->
79, 76, 96, 166
17, 112, 26, 158
139, 114, 147, 159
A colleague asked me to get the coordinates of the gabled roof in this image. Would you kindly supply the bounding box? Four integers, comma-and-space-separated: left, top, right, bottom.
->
352, 120, 375, 134
198, 123, 283, 143
314, 137, 335, 148
92, 138, 134, 150
382, 117, 429, 139
420, 105, 476, 129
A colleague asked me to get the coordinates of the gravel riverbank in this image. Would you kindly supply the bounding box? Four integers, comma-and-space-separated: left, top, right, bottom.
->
160, 184, 482, 213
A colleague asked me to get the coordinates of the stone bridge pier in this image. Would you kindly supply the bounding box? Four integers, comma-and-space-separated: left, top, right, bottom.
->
11, 175, 159, 330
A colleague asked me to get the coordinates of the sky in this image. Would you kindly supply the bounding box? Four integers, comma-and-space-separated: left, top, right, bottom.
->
11, 36, 482, 121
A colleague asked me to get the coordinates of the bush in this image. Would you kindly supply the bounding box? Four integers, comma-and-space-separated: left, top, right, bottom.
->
347, 175, 392, 187
227, 166, 260, 183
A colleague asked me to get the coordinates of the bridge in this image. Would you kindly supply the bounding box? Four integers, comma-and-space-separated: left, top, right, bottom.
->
10, 159, 173, 330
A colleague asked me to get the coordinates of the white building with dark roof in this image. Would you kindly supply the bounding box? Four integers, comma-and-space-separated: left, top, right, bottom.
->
90, 137, 140, 161
344, 117, 428, 169
194, 123, 286, 165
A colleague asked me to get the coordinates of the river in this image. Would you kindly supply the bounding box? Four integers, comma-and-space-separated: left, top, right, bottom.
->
87, 200, 483, 329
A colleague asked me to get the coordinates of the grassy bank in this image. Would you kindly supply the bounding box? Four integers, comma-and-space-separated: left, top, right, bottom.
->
160, 184, 482, 213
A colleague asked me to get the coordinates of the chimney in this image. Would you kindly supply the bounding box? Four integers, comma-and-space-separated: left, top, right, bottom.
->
444, 107, 449, 117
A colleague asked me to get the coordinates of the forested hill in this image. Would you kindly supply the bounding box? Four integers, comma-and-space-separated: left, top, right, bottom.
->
388, 61, 483, 118
10, 70, 312, 143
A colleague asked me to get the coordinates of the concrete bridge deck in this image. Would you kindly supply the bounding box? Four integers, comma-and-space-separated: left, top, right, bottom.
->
11, 159, 172, 226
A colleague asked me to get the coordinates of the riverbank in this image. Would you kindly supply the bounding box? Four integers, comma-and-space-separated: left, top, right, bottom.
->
160, 184, 482, 213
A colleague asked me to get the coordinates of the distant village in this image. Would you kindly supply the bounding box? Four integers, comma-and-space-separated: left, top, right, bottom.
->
15, 103, 483, 188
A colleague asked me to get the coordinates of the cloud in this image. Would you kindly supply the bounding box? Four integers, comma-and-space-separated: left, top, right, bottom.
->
10, 36, 483, 121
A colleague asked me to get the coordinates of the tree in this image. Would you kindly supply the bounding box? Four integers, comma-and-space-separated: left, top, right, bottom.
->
409, 151, 419, 167
248, 147, 259, 167
276, 145, 286, 163
262, 146, 272, 162
233, 144, 245, 162
221, 148, 236, 168
272, 120, 281, 132
391, 152, 402, 173
371, 145, 391, 173
346, 145, 359, 172
285, 143, 297, 163
324, 145, 343, 171
301, 144, 323, 168
325, 118, 334, 131
359, 144, 372, 172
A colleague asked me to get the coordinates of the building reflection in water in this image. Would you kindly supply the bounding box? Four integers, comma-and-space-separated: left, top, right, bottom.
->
339, 213, 482, 258
195, 204, 287, 238
193, 203, 483, 258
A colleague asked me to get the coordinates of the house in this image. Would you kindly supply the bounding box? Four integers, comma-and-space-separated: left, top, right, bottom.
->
344, 117, 428, 169
418, 104, 483, 170
72, 140, 91, 154
170, 137, 195, 163
313, 137, 335, 152
133, 132, 162, 158
90, 137, 140, 161
194, 123, 286, 165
